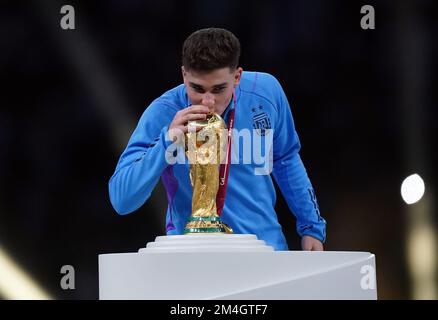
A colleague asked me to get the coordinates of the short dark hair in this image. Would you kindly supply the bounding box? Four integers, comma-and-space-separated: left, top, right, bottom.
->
182, 28, 240, 72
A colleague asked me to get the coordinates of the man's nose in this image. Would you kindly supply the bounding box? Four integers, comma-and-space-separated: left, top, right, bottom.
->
201, 93, 215, 109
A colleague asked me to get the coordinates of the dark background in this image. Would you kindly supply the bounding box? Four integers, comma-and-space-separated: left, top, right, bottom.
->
0, 0, 437, 299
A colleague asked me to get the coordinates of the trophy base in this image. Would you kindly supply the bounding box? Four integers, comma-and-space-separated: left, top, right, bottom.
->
184, 229, 225, 234
183, 216, 232, 234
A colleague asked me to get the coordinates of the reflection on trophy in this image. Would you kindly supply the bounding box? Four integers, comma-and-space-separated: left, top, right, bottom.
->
184, 113, 233, 234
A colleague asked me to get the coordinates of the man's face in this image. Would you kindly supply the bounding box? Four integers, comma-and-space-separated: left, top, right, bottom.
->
182, 66, 243, 116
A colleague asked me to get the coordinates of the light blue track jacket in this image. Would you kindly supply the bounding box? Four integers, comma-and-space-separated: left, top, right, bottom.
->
109, 71, 326, 250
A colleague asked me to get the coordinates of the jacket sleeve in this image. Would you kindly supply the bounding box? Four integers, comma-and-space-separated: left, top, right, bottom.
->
108, 101, 177, 215
270, 76, 327, 242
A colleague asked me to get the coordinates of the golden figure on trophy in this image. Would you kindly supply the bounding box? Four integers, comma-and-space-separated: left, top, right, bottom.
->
184, 112, 233, 234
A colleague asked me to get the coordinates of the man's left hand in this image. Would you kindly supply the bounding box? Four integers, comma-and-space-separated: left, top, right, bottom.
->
301, 235, 324, 251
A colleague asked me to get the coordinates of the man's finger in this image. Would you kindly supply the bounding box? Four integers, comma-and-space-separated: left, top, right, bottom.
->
182, 113, 207, 123
182, 105, 210, 115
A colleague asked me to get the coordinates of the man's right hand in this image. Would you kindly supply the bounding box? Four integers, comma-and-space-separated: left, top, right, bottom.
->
168, 105, 210, 136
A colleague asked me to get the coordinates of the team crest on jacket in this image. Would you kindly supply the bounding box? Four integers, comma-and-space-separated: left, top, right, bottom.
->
252, 105, 271, 136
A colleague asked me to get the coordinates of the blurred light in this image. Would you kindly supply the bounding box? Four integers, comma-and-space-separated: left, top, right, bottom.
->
0, 246, 52, 299
401, 174, 425, 204
407, 224, 437, 299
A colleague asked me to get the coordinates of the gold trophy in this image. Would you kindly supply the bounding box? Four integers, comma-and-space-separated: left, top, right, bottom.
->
184, 113, 233, 234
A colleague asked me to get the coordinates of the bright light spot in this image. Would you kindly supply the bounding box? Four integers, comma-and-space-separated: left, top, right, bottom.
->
407, 225, 437, 299
0, 245, 52, 299
401, 174, 425, 204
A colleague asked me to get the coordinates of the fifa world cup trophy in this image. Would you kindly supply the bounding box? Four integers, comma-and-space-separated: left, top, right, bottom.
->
184, 113, 232, 234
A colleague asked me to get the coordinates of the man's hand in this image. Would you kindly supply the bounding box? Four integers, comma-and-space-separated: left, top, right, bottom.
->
301, 235, 324, 251
169, 105, 210, 134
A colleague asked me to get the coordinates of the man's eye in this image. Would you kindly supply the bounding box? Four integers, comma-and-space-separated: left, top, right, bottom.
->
212, 88, 225, 94
193, 87, 205, 93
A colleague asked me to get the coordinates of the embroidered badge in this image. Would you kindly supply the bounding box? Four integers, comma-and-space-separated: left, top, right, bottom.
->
252, 106, 271, 136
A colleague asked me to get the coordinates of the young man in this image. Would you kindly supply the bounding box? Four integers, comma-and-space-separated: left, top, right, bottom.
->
109, 28, 326, 251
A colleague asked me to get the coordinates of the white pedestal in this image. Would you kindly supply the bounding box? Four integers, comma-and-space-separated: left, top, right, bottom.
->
99, 234, 377, 300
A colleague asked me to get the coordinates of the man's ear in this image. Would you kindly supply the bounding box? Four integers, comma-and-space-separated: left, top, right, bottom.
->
182, 66, 189, 86
234, 67, 243, 87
